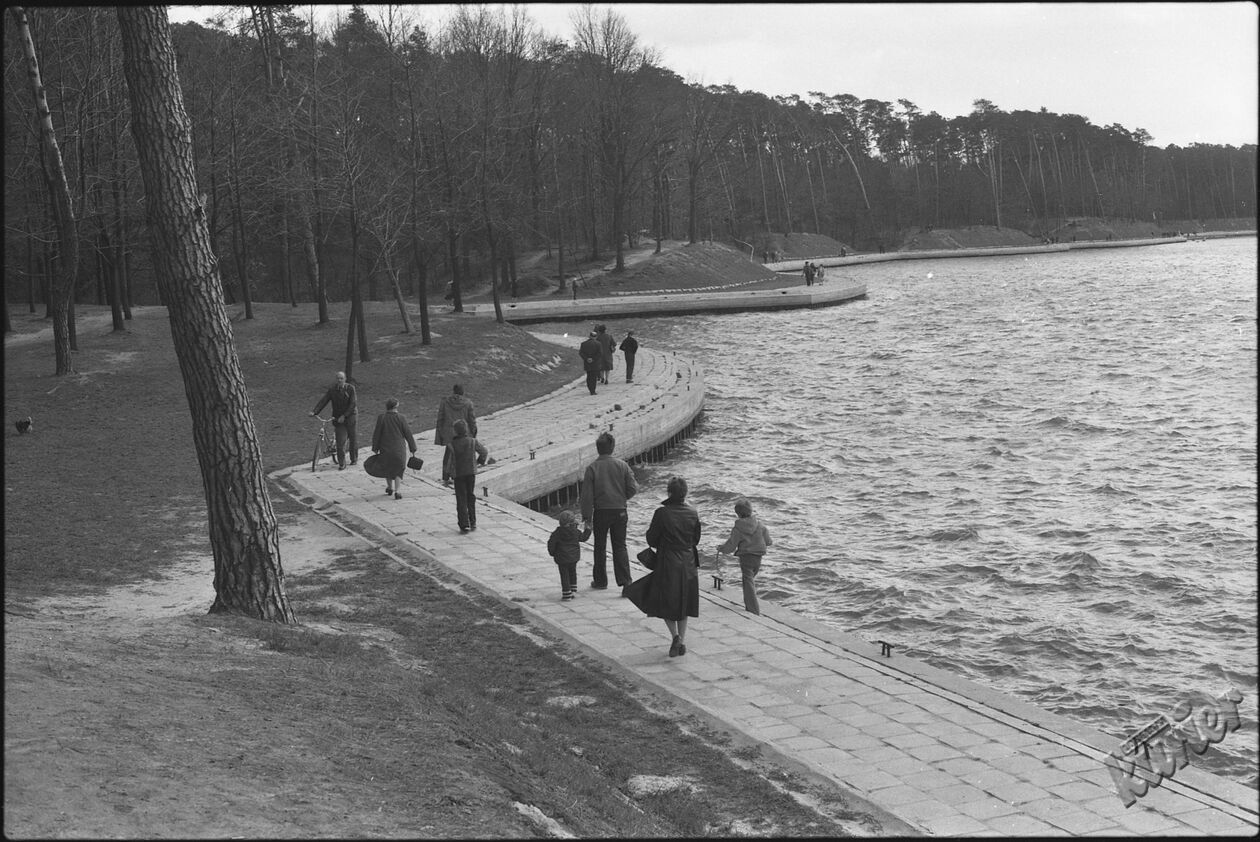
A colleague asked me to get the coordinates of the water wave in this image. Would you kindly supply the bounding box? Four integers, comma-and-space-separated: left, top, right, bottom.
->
927, 526, 980, 542
539, 238, 1258, 788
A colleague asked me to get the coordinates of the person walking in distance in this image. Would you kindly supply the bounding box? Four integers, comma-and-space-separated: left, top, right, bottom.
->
370, 398, 418, 500
434, 384, 477, 486
446, 419, 488, 533
310, 370, 358, 469
580, 432, 638, 588
803, 261, 816, 287
548, 510, 592, 601
596, 323, 615, 385
716, 497, 773, 614
579, 331, 603, 396
619, 330, 639, 383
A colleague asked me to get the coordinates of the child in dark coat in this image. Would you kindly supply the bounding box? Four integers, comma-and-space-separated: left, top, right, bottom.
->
548, 510, 592, 601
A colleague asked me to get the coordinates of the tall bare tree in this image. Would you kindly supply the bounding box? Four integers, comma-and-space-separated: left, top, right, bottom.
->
116, 6, 294, 623
10, 6, 79, 375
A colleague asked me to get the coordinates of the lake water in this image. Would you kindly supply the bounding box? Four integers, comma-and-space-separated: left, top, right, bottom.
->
537, 237, 1258, 788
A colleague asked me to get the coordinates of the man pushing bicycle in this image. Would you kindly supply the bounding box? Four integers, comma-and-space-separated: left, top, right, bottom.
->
310, 370, 358, 469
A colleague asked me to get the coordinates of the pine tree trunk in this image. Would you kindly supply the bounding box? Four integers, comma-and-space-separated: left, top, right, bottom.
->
11, 6, 77, 375
117, 5, 294, 623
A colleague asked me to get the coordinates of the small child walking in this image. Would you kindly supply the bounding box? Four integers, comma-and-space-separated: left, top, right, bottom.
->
716, 498, 773, 614
548, 510, 592, 601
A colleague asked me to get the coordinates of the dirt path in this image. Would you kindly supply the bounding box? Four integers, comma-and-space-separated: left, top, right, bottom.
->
5, 310, 124, 348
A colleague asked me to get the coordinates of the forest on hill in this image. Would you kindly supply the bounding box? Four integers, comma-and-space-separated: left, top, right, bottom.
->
5, 5, 1256, 318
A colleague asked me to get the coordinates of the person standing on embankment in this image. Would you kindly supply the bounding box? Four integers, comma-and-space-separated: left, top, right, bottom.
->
619, 330, 639, 383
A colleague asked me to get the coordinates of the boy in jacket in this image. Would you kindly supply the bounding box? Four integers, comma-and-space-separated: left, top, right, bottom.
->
446, 419, 488, 533
716, 498, 773, 614
548, 511, 593, 601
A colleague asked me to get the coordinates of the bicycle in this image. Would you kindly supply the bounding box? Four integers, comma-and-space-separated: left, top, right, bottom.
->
310, 416, 341, 472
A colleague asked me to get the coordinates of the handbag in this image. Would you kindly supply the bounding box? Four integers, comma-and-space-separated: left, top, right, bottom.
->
407, 455, 424, 471
636, 547, 657, 570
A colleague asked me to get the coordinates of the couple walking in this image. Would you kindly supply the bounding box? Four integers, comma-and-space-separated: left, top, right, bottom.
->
310, 370, 415, 498
574, 432, 701, 657
369, 382, 488, 530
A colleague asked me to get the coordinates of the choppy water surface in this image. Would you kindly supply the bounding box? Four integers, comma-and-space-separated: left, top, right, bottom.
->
538, 238, 1258, 787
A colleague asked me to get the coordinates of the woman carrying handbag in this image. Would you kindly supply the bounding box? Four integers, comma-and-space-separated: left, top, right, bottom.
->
624, 476, 701, 657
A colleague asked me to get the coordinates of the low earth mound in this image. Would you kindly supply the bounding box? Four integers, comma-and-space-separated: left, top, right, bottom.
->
757, 231, 848, 260
583, 241, 777, 293
898, 226, 1041, 250
465, 240, 780, 301
1043, 217, 1166, 241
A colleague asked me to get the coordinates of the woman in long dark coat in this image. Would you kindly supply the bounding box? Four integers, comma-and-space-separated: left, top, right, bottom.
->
371, 397, 417, 500
628, 475, 702, 657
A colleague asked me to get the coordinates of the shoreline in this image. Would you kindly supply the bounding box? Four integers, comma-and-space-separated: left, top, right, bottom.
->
772, 234, 1194, 271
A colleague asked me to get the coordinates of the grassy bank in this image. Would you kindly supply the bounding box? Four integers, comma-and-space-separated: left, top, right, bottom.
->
4, 299, 899, 836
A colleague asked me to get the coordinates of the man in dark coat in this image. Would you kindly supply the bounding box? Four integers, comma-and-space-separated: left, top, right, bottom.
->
310, 370, 358, 468
579, 332, 603, 395
619, 330, 639, 383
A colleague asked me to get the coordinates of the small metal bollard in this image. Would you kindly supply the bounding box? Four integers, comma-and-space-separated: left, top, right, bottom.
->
877, 640, 894, 658
483, 486, 488, 498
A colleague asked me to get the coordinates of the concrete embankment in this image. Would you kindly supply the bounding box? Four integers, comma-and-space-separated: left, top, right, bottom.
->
1188, 230, 1257, 240
278, 339, 1258, 838
462, 281, 866, 324
771, 236, 1188, 272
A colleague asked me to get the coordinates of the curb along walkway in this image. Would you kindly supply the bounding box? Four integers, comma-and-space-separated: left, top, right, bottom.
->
277, 341, 1258, 837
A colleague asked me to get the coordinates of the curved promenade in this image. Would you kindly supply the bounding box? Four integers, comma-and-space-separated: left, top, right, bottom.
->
276, 339, 1258, 837
462, 280, 867, 324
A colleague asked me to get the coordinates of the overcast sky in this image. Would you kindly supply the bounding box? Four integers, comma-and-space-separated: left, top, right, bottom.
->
170, 3, 1258, 148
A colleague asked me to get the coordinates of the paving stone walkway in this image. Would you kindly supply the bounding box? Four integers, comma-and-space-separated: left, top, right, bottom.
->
277, 339, 1258, 837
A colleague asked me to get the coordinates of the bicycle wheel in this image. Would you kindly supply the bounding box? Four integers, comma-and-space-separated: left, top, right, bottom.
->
312, 439, 322, 472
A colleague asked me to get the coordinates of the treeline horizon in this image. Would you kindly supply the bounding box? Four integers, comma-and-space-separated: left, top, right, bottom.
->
5, 4, 1256, 318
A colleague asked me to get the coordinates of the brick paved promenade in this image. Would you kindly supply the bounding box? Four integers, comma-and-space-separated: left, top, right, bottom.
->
276, 338, 1258, 837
